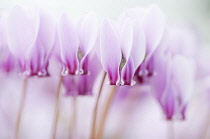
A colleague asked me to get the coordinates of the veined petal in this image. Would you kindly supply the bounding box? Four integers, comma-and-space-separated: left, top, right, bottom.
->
100, 19, 121, 85
130, 20, 146, 71
121, 57, 135, 85
78, 12, 99, 74
35, 9, 57, 56
28, 9, 57, 76
58, 13, 79, 75
143, 5, 166, 55
120, 18, 133, 60
78, 12, 99, 56
161, 84, 176, 120
6, 5, 39, 68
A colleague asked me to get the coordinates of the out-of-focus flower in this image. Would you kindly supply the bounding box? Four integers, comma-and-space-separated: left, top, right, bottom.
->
150, 26, 197, 120
6, 5, 57, 77
63, 54, 102, 96
152, 53, 195, 120
59, 12, 98, 75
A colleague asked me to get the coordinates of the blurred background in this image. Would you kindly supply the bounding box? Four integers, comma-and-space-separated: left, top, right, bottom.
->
0, 0, 209, 42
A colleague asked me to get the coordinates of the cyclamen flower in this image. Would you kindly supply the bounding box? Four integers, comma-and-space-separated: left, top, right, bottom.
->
6, 6, 57, 77
62, 54, 102, 96
151, 52, 195, 120
0, 15, 15, 73
58, 12, 98, 75
100, 18, 146, 86
148, 26, 198, 120
128, 5, 166, 82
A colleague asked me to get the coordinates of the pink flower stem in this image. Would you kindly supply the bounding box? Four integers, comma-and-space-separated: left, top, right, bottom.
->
15, 78, 28, 139
51, 76, 63, 139
96, 86, 117, 139
90, 72, 106, 139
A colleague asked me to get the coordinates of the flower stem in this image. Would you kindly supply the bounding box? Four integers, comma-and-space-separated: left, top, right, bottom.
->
90, 72, 106, 139
51, 76, 63, 139
69, 97, 77, 139
167, 120, 174, 139
96, 86, 117, 139
15, 78, 28, 139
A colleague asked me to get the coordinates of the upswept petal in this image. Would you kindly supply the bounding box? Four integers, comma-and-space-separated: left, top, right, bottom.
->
58, 14, 79, 75
78, 12, 99, 74
78, 12, 99, 56
130, 20, 146, 71
121, 57, 135, 85
161, 84, 176, 120
120, 18, 133, 60
100, 19, 121, 85
35, 9, 57, 56
29, 9, 57, 76
6, 5, 39, 67
143, 5, 166, 55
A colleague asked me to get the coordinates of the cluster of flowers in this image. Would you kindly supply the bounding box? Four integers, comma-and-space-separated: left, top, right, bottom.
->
0, 4, 208, 134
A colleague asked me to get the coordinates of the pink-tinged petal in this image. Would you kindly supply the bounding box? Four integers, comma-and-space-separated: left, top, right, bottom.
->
51, 28, 62, 62
150, 51, 171, 101
35, 9, 57, 56
78, 12, 99, 74
6, 5, 39, 69
171, 55, 195, 104
120, 18, 133, 60
78, 12, 99, 56
121, 57, 135, 85
161, 84, 176, 120
58, 13, 79, 75
130, 20, 146, 71
123, 20, 146, 84
28, 9, 57, 76
100, 19, 121, 85
143, 5, 166, 55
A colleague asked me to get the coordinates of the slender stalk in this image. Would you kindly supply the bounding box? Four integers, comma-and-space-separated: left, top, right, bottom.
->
15, 78, 28, 139
90, 72, 106, 139
204, 110, 210, 139
69, 97, 77, 139
51, 76, 63, 139
167, 120, 174, 139
96, 86, 117, 139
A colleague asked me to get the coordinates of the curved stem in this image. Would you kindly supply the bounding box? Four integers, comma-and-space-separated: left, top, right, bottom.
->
96, 86, 117, 139
15, 78, 28, 139
51, 76, 63, 139
90, 72, 106, 139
